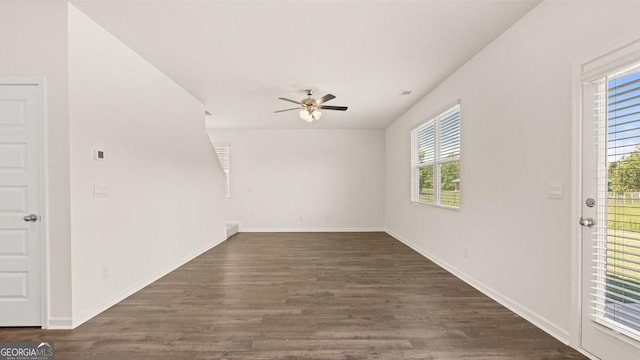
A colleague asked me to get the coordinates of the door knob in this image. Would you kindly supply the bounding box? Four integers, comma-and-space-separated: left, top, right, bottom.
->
23, 214, 39, 222
579, 217, 595, 227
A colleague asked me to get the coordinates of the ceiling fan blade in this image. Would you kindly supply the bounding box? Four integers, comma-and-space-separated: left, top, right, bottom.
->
315, 93, 336, 105
318, 105, 348, 111
274, 107, 300, 113
278, 97, 301, 105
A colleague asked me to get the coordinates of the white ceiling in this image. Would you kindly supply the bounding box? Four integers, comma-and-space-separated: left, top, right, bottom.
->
71, 0, 539, 129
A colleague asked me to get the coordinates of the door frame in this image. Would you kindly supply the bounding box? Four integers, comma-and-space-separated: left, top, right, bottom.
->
0, 77, 50, 328
571, 38, 640, 358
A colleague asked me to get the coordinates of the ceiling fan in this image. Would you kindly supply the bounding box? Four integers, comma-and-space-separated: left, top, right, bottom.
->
275, 90, 348, 123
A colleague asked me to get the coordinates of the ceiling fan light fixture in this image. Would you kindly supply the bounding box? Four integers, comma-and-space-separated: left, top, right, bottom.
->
299, 106, 321, 123
299, 110, 313, 123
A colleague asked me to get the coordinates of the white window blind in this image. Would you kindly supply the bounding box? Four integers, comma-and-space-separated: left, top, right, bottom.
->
439, 109, 461, 160
214, 145, 230, 198
411, 103, 460, 208
417, 122, 435, 165
592, 64, 640, 336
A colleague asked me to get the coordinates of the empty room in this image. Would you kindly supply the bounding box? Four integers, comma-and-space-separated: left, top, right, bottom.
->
2, 0, 640, 359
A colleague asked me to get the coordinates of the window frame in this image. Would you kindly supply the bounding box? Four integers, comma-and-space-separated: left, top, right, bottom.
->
410, 102, 461, 209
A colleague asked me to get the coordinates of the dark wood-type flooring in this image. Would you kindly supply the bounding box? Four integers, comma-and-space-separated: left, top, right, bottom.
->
0, 232, 586, 359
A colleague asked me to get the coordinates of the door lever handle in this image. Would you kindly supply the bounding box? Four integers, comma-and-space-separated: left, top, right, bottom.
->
579, 217, 595, 227
23, 214, 39, 222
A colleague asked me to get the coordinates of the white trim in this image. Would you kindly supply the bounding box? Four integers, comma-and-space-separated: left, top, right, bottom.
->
47, 317, 73, 330
71, 237, 227, 328
571, 50, 585, 350
410, 201, 460, 212
593, 317, 640, 350
0, 77, 50, 329
576, 347, 601, 360
38, 79, 51, 330
239, 227, 386, 233
385, 230, 572, 346
581, 39, 640, 83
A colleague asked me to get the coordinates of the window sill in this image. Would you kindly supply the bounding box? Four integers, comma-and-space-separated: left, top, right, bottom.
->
411, 201, 460, 212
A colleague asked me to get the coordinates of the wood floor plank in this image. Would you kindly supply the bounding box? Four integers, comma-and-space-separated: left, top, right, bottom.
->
0, 232, 586, 359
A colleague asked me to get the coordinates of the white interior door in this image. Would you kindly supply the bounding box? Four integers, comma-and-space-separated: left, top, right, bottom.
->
581, 62, 640, 359
0, 83, 43, 326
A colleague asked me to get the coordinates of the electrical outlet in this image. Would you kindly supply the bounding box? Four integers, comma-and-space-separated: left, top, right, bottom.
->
463, 248, 469, 259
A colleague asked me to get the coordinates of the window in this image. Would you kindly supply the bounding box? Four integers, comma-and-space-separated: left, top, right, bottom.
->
411, 103, 460, 208
214, 145, 230, 198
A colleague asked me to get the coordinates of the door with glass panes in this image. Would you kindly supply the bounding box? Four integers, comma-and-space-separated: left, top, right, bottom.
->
581, 58, 640, 359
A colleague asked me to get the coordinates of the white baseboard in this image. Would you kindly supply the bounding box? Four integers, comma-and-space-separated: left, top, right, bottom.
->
239, 227, 386, 233
71, 236, 227, 328
46, 317, 73, 329
385, 229, 571, 345
576, 348, 599, 360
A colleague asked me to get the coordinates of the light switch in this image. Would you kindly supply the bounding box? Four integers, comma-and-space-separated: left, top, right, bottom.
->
548, 182, 563, 200
94, 184, 109, 197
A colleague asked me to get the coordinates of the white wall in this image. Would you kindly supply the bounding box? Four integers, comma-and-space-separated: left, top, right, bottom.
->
68, 5, 227, 326
0, 1, 72, 327
210, 129, 385, 231
385, 0, 640, 345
